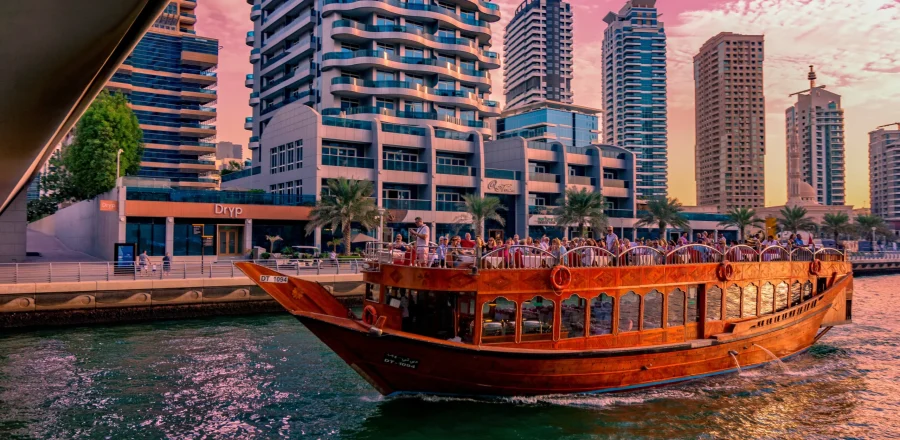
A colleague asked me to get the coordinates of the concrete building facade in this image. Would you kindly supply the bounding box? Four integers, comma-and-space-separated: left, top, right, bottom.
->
869, 125, 900, 224
496, 101, 599, 148
107, 0, 220, 189
602, 0, 667, 200
502, 0, 574, 109
785, 66, 846, 206
693, 33, 766, 212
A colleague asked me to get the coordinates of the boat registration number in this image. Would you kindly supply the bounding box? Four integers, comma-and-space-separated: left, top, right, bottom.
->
260, 275, 289, 284
383, 353, 419, 369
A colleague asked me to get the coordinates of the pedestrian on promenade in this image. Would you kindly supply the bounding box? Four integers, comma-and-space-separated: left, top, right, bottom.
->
162, 253, 171, 277
138, 251, 149, 277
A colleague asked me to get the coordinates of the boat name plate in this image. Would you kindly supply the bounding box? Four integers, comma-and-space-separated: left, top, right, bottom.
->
260, 275, 289, 284
383, 353, 419, 369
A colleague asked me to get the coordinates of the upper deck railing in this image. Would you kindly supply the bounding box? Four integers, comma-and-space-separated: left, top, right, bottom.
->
363, 242, 845, 271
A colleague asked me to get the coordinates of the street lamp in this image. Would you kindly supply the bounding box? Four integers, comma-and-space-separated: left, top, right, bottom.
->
377, 208, 387, 242
115, 148, 124, 188
872, 226, 877, 250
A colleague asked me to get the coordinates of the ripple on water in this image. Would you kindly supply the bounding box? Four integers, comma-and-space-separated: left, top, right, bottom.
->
0, 275, 897, 439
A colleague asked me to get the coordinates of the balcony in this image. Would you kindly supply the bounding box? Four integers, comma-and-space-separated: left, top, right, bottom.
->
605, 209, 634, 219
249, 92, 260, 106
484, 169, 521, 180
383, 160, 427, 173
436, 164, 474, 176
250, 4, 262, 19
250, 48, 261, 63
529, 172, 560, 183
322, 0, 489, 32
260, 90, 315, 115
180, 11, 197, 24
246, 31, 255, 46
330, 78, 497, 112
127, 185, 316, 206
245, 74, 254, 88
568, 175, 594, 186
321, 50, 490, 86
383, 199, 431, 210
528, 205, 559, 216
331, 20, 478, 53
320, 107, 487, 129
244, 117, 253, 130
322, 154, 375, 169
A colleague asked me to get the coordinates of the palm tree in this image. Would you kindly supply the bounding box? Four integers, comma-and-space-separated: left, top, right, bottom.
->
554, 188, 608, 238
460, 194, 506, 241
265, 235, 282, 253
854, 214, 888, 241
305, 178, 378, 256
326, 238, 342, 254
821, 212, 851, 244
635, 197, 690, 240
717, 207, 763, 241
777, 206, 816, 234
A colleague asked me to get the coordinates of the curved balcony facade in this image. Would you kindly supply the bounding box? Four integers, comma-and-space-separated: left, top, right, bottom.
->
322, 0, 492, 43
321, 50, 491, 91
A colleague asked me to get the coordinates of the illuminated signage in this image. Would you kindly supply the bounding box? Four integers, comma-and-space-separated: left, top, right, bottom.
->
214, 204, 244, 218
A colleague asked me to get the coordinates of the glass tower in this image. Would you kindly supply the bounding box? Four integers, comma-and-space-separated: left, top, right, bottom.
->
602, 0, 667, 199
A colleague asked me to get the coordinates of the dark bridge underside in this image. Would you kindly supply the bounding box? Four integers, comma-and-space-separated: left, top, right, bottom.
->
0, 0, 169, 213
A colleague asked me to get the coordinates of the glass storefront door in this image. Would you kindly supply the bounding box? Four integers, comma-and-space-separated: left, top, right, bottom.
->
217, 225, 244, 256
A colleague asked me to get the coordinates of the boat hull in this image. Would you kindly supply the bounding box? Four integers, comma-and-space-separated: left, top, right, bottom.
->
297, 282, 840, 396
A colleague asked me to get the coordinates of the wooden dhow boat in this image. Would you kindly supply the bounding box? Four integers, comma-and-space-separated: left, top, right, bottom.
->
234, 243, 853, 397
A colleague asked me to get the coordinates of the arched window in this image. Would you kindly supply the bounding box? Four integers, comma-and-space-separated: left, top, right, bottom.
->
760, 282, 775, 315
618, 292, 640, 333
522, 296, 554, 340
589, 294, 614, 336
561, 295, 586, 338
667, 289, 685, 327
791, 282, 802, 307
687, 286, 699, 323
726, 284, 741, 319
482, 297, 517, 342
643, 290, 663, 330
742, 284, 758, 317
706, 286, 723, 321
775, 282, 789, 312
802, 281, 813, 301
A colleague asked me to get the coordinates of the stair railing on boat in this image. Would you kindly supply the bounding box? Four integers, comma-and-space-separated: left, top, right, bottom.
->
362, 242, 846, 271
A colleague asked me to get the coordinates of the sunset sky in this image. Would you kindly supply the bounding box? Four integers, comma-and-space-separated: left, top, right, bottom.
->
196, 0, 900, 208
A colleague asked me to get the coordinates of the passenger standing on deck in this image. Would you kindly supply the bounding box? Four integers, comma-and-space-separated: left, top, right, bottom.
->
410, 217, 430, 267
539, 236, 550, 251
605, 226, 619, 254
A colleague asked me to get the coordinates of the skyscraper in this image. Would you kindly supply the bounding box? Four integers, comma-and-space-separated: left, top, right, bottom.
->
245, 0, 502, 159
785, 66, 845, 206
107, 0, 219, 189
503, 0, 573, 109
602, 0, 667, 199
693, 33, 766, 212
869, 124, 900, 223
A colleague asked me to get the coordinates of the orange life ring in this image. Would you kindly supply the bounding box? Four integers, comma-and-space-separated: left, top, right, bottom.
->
363, 305, 378, 325
550, 265, 572, 291
809, 260, 823, 275
717, 262, 735, 281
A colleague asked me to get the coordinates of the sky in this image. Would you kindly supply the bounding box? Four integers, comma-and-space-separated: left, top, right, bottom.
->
196, 0, 900, 208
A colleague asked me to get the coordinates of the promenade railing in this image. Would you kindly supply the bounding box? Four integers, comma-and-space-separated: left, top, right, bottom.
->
0, 258, 364, 284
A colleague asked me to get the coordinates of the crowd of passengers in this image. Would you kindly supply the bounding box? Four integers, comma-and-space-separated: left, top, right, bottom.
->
382, 217, 825, 269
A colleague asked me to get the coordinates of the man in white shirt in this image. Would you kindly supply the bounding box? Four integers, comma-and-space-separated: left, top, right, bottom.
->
410, 217, 430, 266
605, 226, 619, 253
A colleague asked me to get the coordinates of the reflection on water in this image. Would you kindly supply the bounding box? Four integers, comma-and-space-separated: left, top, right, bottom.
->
0, 275, 898, 439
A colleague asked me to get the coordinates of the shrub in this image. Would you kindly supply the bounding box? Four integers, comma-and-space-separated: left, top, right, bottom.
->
261, 252, 271, 260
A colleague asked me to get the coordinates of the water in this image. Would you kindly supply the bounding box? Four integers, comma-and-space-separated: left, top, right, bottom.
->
1, 275, 898, 439
752, 343, 789, 372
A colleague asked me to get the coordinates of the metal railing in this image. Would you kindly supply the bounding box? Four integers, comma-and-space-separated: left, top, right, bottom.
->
0, 259, 364, 284
847, 251, 900, 261
362, 242, 846, 271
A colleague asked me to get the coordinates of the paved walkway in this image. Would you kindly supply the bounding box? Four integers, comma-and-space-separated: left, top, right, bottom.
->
25, 230, 104, 262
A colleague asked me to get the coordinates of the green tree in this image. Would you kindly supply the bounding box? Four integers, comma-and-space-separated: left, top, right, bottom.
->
717, 207, 763, 241
820, 212, 851, 244
64, 90, 143, 200
854, 214, 890, 241
777, 206, 816, 234
554, 188, 608, 238
635, 197, 690, 240
220, 160, 243, 176
460, 194, 506, 241
27, 198, 59, 222
305, 178, 378, 256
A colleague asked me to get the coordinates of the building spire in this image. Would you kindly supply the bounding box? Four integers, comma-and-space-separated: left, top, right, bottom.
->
808, 65, 817, 89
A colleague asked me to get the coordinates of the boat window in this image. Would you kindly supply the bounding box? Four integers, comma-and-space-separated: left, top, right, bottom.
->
791, 282, 802, 307
760, 282, 775, 315
802, 281, 813, 301
726, 284, 741, 319
457, 293, 477, 343
775, 282, 789, 312
618, 292, 640, 333
590, 293, 614, 336
742, 284, 758, 318
706, 286, 723, 321
522, 296, 554, 340
482, 297, 516, 343
561, 295, 586, 338
643, 290, 663, 330
365, 283, 380, 303
667, 289, 685, 327
687, 286, 699, 323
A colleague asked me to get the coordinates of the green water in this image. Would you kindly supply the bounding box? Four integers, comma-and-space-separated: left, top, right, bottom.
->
1, 275, 898, 439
